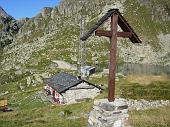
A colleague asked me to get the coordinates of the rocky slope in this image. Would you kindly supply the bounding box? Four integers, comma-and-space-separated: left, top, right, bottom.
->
0, 6, 27, 49
0, 0, 170, 87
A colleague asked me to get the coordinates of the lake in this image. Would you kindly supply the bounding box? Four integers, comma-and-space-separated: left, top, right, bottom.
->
117, 63, 170, 76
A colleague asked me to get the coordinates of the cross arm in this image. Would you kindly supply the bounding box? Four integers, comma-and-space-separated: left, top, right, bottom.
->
95, 29, 132, 38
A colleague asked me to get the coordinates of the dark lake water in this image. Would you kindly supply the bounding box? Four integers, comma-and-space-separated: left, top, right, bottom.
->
117, 63, 170, 76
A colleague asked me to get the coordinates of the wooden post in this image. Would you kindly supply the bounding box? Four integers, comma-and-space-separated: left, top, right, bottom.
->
108, 13, 118, 102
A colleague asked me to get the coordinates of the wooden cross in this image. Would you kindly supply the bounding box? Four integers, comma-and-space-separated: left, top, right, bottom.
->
81, 9, 142, 102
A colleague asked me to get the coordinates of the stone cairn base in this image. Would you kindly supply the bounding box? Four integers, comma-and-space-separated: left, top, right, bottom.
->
88, 98, 130, 127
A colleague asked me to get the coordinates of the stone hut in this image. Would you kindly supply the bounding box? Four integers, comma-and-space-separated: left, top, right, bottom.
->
44, 72, 102, 104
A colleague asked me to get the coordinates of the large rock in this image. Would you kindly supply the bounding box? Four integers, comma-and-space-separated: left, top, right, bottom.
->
33, 74, 43, 84
41, 7, 53, 19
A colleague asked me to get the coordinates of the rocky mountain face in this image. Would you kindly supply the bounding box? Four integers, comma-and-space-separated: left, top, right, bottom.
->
0, 0, 170, 87
0, 6, 10, 17
0, 6, 26, 49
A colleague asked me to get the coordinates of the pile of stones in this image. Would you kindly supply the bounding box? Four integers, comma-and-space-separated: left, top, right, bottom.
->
87, 98, 170, 127
88, 98, 130, 127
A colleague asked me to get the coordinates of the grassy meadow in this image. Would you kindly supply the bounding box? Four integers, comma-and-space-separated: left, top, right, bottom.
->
0, 74, 170, 127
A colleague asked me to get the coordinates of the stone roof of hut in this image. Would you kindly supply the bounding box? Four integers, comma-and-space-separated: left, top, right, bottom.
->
44, 72, 102, 93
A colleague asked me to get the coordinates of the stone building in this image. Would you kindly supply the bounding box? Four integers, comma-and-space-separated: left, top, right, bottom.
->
44, 72, 102, 104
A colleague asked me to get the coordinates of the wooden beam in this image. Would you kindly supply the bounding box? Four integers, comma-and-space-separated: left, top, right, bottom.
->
117, 32, 132, 38
95, 30, 132, 38
108, 13, 118, 102
95, 30, 111, 38
80, 9, 118, 41
117, 11, 142, 43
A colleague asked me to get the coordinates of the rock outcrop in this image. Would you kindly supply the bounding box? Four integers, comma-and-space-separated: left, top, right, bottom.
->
0, 6, 26, 49
0, 6, 11, 18
41, 7, 53, 19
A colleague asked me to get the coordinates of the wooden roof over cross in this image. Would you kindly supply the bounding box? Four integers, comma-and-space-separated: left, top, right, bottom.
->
80, 9, 141, 43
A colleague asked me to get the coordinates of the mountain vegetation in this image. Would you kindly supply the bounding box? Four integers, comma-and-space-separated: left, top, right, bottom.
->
0, 0, 169, 88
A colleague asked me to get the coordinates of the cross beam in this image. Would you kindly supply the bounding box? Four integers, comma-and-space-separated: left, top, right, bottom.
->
95, 30, 132, 38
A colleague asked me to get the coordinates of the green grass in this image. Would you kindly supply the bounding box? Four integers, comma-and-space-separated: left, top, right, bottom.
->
117, 77, 170, 100
130, 105, 170, 127
0, 50, 3, 63
0, 97, 93, 127
119, 81, 170, 100
0, 74, 170, 127
0, 24, 3, 30
0, 69, 31, 85
88, 74, 170, 100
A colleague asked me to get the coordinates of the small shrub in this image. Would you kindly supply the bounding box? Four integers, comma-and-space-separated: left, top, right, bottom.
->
64, 109, 72, 116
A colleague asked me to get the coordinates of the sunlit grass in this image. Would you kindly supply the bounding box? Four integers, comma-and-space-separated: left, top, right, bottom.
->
0, 100, 93, 127
126, 75, 170, 85
130, 105, 170, 127
117, 75, 170, 100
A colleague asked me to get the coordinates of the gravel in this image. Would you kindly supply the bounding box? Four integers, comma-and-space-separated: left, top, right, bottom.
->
127, 99, 170, 110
